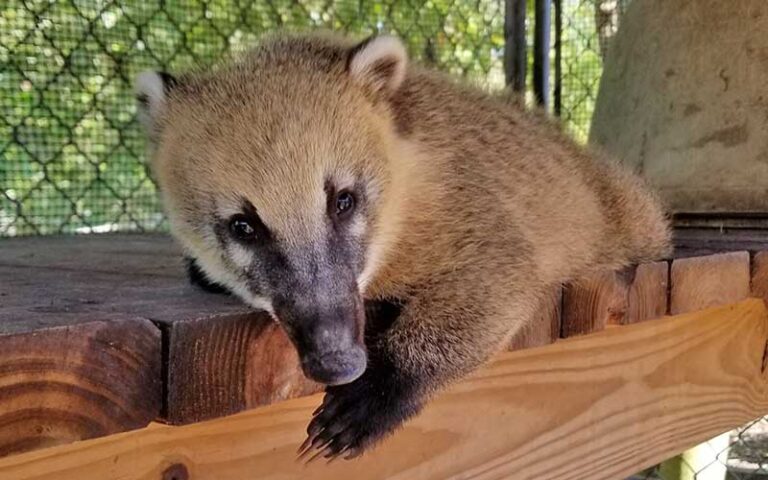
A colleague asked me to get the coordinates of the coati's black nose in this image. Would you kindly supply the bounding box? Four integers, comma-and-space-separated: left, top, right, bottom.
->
273, 293, 368, 386
301, 346, 367, 385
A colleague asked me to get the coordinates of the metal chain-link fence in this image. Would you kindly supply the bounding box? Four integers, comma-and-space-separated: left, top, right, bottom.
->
2, 0, 508, 236
630, 417, 768, 480
556, 0, 631, 140
1, 0, 634, 237
0, 0, 634, 236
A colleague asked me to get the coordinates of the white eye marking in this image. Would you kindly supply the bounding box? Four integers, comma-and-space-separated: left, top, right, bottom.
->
350, 218, 366, 237
230, 285, 275, 316
357, 238, 385, 291
227, 242, 253, 269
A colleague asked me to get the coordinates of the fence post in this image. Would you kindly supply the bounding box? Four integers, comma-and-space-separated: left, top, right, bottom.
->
504, 0, 527, 92
553, 0, 562, 116
533, 0, 551, 106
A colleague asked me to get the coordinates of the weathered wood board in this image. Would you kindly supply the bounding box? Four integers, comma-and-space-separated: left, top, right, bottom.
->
1, 230, 767, 458
0, 317, 160, 457
164, 312, 320, 424
670, 251, 750, 315
0, 300, 765, 480
561, 262, 668, 337
0, 234, 313, 436
508, 285, 561, 350
0, 235, 166, 455
673, 226, 768, 257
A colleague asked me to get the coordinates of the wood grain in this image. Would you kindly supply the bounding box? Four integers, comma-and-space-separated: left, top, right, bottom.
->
0, 317, 160, 458
750, 251, 768, 304
674, 226, 768, 258
1, 300, 765, 480
0, 232, 761, 455
0, 234, 319, 428
670, 251, 750, 314
627, 262, 669, 323
662, 251, 752, 480
561, 262, 669, 337
164, 313, 320, 424
508, 286, 561, 350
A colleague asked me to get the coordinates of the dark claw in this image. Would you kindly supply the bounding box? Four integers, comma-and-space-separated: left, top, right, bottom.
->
344, 447, 363, 460
312, 392, 335, 416
305, 444, 334, 465
306, 417, 325, 438
298, 358, 423, 461
323, 439, 350, 460
296, 436, 313, 456
325, 449, 347, 465
297, 435, 331, 461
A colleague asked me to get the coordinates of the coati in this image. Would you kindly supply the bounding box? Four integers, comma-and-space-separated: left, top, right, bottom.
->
135, 32, 671, 460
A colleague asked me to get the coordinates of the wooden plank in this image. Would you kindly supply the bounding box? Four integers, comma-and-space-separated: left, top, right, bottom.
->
1, 299, 765, 480
561, 262, 669, 337
627, 262, 669, 323
0, 234, 316, 428
562, 270, 626, 336
0, 317, 160, 458
673, 226, 768, 258
165, 313, 320, 424
0, 232, 758, 444
750, 251, 768, 304
508, 286, 561, 350
670, 251, 750, 314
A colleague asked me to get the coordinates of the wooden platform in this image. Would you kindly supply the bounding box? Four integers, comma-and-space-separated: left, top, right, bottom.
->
1, 231, 768, 474
0, 300, 765, 480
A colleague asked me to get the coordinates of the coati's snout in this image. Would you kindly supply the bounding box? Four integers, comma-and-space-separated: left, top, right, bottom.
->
225, 195, 371, 386
274, 290, 367, 386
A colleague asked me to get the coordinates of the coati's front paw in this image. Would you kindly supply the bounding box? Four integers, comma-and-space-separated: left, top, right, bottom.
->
298, 368, 423, 461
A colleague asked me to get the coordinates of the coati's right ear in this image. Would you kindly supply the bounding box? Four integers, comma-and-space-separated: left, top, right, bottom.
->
134, 71, 177, 140
347, 35, 408, 98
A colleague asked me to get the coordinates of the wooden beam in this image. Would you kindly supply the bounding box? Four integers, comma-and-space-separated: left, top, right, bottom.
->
670, 251, 750, 314
0, 317, 160, 458
165, 313, 320, 424
674, 226, 768, 258
1, 234, 765, 457
508, 285, 561, 350
0, 234, 315, 431
561, 262, 669, 337
627, 262, 670, 323
664, 251, 751, 477
751, 250, 768, 304
1, 300, 765, 480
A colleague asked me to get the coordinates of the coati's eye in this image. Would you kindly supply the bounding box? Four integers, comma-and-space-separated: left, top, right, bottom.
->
335, 191, 356, 218
229, 215, 257, 241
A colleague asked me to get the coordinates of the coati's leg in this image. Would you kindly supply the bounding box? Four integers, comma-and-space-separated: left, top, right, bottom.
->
184, 256, 231, 295
300, 270, 540, 460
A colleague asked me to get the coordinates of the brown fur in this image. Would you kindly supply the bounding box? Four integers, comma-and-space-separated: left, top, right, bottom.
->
140, 31, 671, 457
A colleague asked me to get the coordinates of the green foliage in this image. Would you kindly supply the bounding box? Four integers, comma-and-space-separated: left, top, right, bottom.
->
1, 0, 602, 236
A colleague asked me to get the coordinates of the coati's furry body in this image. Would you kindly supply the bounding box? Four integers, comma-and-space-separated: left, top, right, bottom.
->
136, 32, 671, 459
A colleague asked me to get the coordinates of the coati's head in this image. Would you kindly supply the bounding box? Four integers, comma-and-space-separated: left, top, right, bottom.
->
135, 34, 412, 386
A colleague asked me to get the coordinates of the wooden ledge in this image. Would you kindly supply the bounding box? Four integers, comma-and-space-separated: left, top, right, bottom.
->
1, 231, 768, 457
0, 299, 765, 480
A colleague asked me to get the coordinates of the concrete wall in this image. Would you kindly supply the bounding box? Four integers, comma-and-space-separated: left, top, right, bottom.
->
590, 0, 768, 212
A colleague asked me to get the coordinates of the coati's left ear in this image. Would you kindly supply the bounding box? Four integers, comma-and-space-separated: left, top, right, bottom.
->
347, 35, 408, 98
134, 71, 177, 141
